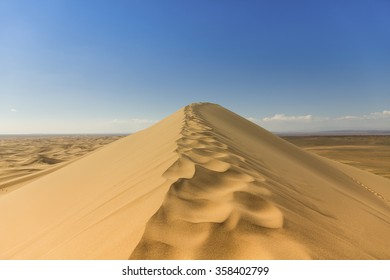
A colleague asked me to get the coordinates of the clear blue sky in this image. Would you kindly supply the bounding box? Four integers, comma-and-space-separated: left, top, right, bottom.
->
1, 0, 389, 133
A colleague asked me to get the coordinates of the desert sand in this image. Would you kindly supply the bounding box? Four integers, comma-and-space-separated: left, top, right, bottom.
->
0, 135, 121, 195
0, 103, 389, 259
283, 136, 390, 180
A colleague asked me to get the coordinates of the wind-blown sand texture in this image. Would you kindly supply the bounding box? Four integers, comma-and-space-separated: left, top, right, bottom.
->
0, 135, 122, 195
0, 103, 389, 259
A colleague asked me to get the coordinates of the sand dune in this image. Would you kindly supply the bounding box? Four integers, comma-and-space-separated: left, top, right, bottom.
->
0, 136, 121, 195
1, 103, 389, 259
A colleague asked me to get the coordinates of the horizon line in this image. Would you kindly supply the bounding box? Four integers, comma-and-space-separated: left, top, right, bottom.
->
1, 129, 390, 137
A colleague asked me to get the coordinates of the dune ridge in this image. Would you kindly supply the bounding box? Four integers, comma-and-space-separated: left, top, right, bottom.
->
131, 104, 293, 259
131, 103, 390, 259
1, 103, 389, 259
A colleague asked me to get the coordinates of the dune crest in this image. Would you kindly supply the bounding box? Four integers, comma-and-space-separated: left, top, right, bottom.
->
131, 103, 390, 259
130, 104, 298, 259
1, 103, 389, 259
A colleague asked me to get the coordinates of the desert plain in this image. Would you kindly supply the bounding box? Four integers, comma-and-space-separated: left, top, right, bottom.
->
283, 135, 390, 180
0, 103, 389, 259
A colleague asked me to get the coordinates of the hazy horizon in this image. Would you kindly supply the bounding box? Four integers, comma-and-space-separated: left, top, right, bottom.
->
1, 127, 390, 137
1, 1, 389, 134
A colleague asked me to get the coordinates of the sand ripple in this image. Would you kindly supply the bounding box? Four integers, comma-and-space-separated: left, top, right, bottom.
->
130, 104, 303, 259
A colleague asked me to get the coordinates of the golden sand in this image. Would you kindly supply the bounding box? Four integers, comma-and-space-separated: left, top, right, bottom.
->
0, 103, 389, 259
0, 135, 121, 195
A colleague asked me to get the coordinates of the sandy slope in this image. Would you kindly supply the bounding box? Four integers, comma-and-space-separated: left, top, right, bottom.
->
0, 136, 121, 196
0, 109, 182, 259
1, 103, 389, 259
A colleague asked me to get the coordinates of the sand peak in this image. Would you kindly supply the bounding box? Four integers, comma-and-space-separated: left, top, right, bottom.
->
1, 103, 389, 259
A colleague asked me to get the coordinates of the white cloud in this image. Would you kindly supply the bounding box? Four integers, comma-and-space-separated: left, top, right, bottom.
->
337, 110, 390, 121
248, 109, 390, 132
368, 110, 390, 118
336, 115, 362, 120
262, 114, 313, 122
10, 108, 17, 112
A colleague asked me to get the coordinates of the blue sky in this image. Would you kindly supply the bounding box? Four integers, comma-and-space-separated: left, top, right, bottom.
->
1, 0, 389, 133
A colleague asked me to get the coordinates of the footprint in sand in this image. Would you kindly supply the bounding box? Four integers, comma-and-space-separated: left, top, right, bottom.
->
130, 104, 286, 259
